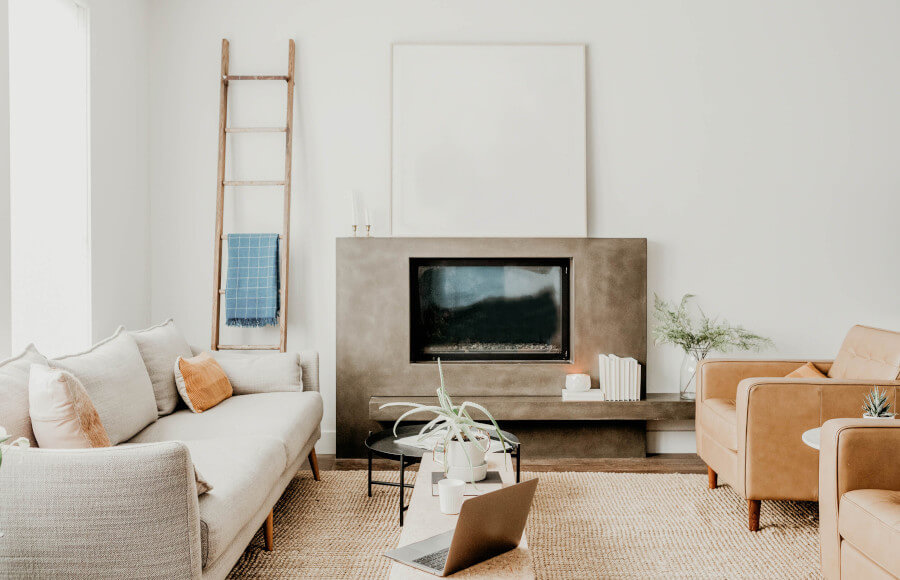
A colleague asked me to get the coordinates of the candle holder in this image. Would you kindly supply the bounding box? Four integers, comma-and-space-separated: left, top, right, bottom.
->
352, 224, 358, 237
365, 225, 371, 237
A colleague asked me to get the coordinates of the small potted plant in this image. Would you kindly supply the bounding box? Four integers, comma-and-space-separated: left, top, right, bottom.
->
862, 386, 896, 419
379, 360, 508, 482
652, 294, 773, 400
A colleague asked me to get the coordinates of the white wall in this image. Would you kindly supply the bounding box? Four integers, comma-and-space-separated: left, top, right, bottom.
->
87, 0, 152, 341
0, 0, 10, 359
0, 0, 151, 356
146, 0, 900, 454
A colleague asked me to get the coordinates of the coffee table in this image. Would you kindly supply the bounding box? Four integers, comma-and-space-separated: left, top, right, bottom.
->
802, 427, 820, 450
388, 450, 535, 579
366, 425, 520, 526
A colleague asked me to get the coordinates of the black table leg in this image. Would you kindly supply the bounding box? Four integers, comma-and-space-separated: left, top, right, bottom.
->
399, 453, 406, 527
516, 444, 521, 483
368, 447, 373, 497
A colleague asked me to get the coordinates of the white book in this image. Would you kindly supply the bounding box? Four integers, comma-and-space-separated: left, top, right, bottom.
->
599, 354, 608, 400
562, 389, 606, 402
636, 363, 642, 401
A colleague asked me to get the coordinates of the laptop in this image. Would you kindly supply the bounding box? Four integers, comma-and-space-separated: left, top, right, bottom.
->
385, 478, 538, 577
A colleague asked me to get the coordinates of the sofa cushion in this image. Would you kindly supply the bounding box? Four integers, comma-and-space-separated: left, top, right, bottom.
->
839, 489, 900, 575
180, 437, 287, 568
130, 319, 193, 416
50, 327, 158, 445
829, 325, 900, 381
28, 365, 111, 449
210, 351, 302, 395
701, 398, 737, 451
786, 362, 827, 379
128, 392, 323, 465
0, 344, 46, 446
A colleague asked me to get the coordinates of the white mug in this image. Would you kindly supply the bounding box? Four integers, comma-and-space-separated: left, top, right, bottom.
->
438, 478, 465, 515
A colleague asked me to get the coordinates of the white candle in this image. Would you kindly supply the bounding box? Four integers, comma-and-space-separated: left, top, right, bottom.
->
350, 191, 359, 225
364, 208, 371, 226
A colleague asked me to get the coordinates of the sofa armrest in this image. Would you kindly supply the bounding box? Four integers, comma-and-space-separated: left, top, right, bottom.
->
696, 358, 830, 402
819, 418, 900, 579
298, 350, 319, 392
734, 379, 900, 500
0, 442, 202, 579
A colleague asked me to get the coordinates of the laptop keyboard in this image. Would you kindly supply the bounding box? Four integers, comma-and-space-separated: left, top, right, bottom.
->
413, 547, 450, 571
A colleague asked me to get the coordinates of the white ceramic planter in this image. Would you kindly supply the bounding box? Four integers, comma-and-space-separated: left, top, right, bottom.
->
443, 436, 489, 481
862, 414, 896, 419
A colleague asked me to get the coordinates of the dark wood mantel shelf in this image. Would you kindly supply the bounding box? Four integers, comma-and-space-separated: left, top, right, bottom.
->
369, 393, 694, 422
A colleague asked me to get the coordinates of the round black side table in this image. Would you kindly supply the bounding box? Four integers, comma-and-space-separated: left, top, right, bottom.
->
365, 424, 521, 526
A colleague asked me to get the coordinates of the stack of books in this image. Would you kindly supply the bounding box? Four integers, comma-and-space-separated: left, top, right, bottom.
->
599, 354, 641, 401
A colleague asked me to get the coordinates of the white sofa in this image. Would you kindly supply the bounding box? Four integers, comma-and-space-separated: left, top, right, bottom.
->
0, 346, 323, 579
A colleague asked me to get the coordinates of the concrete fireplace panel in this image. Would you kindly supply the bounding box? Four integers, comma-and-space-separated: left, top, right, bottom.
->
336, 237, 647, 458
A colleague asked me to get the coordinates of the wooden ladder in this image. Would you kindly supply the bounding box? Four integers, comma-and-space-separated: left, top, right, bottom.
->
211, 38, 295, 353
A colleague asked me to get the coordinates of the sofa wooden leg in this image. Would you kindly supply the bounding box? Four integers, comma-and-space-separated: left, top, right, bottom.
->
707, 466, 717, 489
308, 449, 321, 481
748, 500, 760, 532
264, 510, 274, 551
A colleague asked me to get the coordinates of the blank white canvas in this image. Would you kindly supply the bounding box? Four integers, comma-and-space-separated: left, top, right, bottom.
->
392, 44, 587, 237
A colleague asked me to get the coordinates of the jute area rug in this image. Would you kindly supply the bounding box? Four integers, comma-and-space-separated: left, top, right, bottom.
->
228, 470, 821, 579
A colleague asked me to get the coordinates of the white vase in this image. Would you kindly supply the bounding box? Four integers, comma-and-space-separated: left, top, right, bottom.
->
444, 436, 488, 482
679, 349, 705, 401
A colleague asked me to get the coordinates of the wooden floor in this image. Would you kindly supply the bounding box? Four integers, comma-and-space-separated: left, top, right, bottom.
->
317, 454, 706, 474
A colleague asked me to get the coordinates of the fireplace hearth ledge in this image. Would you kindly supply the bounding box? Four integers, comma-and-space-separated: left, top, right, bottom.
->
369, 393, 694, 422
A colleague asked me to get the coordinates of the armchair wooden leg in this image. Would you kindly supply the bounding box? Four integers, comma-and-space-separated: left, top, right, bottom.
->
707, 466, 717, 489
264, 510, 274, 551
748, 500, 760, 532
308, 449, 321, 481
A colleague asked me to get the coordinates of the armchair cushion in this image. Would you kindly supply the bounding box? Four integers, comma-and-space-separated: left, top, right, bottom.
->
700, 398, 737, 451
839, 489, 900, 576
786, 362, 827, 378
829, 325, 900, 381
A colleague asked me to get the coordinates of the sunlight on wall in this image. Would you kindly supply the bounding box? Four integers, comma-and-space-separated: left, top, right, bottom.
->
9, 0, 91, 356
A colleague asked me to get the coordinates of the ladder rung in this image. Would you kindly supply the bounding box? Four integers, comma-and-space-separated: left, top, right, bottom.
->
225, 127, 287, 133
217, 344, 281, 351
223, 180, 286, 186
218, 289, 282, 295
221, 234, 285, 240
224, 75, 289, 81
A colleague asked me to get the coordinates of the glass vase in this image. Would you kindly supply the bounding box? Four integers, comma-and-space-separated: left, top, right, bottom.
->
679, 349, 704, 400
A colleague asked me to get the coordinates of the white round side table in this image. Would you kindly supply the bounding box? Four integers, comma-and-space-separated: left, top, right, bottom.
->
802, 427, 821, 450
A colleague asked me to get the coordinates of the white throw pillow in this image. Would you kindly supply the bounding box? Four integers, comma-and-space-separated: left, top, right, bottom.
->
50, 327, 158, 445
28, 364, 111, 449
210, 351, 302, 395
0, 344, 48, 447
130, 319, 193, 416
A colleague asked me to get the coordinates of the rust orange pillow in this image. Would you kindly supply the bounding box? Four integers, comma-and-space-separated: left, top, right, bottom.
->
786, 362, 827, 379
174, 352, 233, 413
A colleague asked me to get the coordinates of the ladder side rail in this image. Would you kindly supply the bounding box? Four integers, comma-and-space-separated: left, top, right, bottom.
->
279, 40, 296, 353
211, 39, 230, 351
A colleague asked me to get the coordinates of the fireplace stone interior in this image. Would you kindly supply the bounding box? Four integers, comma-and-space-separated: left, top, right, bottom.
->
409, 258, 570, 362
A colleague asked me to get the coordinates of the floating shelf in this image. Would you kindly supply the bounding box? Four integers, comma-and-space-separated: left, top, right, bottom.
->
369, 393, 694, 422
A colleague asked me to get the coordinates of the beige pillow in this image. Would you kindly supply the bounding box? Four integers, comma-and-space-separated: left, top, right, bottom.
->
786, 362, 827, 379
50, 327, 158, 445
174, 353, 233, 413
0, 344, 47, 447
130, 319, 194, 416
28, 364, 111, 449
210, 351, 302, 395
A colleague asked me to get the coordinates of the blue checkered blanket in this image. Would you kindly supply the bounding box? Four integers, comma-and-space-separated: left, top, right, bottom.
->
225, 233, 280, 327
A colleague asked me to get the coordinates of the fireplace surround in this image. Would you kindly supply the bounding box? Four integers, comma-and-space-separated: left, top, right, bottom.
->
336, 237, 680, 459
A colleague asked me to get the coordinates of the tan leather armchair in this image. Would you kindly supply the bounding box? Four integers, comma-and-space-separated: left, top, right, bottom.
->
696, 325, 900, 530
819, 419, 900, 579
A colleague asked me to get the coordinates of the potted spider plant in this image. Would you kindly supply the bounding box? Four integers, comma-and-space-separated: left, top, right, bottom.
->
862, 386, 896, 419
379, 359, 507, 482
